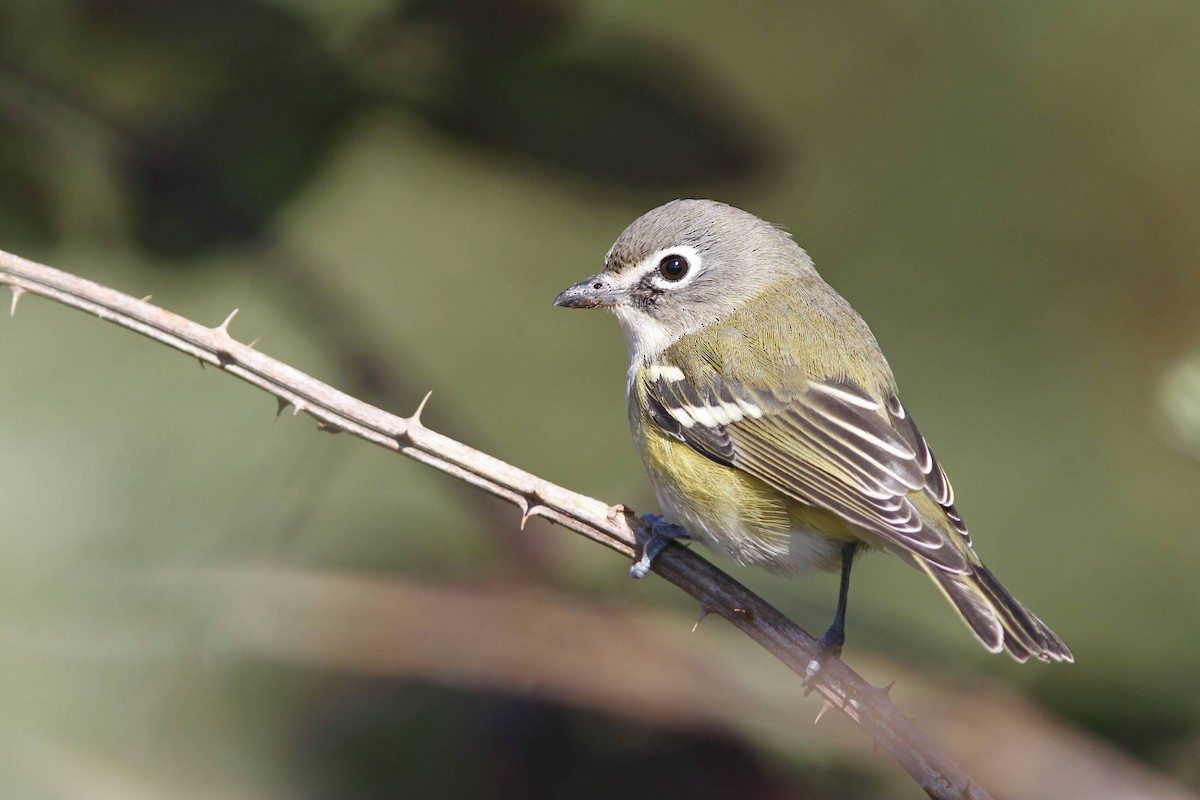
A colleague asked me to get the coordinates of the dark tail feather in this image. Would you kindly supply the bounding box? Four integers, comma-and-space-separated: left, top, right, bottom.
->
919, 561, 1073, 663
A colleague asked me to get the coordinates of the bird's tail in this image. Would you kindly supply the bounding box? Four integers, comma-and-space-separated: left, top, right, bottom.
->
917, 560, 1073, 663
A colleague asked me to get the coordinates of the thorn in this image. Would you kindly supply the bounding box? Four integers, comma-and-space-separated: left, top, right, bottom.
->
293, 402, 307, 417
215, 308, 240, 338
247, 338, 260, 350
400, 392, 434, 444
519, 502, 544, 530
9, 286, 25, 317
411, 391, 433, 426
140, 294, 153, 303
606, 503, 634, 525
513, 496, 530, 525
316, 419, 342, 434
879, 681, 895, 698
692, 605, 712, 633
814, 699, 836, 725
197, 359, 206, 370
275, 397, 291, 418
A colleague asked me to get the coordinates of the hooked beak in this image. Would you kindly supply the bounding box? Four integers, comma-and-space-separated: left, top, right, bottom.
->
553, 275, 622, 309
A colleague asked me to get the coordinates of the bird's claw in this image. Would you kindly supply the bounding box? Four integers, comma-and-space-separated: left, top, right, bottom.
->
629, 514, 693, 579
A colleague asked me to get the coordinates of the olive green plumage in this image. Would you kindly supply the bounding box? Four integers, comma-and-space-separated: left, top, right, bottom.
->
555, 199, 1071, 664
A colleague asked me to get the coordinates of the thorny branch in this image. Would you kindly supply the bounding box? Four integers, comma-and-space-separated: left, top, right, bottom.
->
0, 247, 990, 800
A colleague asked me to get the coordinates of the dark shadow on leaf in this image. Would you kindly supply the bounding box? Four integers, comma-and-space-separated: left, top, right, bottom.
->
0, 125, 58, 248
283, 681, 814, 800
360, 2, 775, 189
79, 0, 362, 257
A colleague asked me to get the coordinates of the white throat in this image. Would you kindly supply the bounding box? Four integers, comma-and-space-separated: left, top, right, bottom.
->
611, 305, 681, 387
604, 242, 705, 390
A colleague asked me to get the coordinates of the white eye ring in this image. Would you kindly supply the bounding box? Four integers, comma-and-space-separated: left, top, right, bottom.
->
644, 245, 702, 289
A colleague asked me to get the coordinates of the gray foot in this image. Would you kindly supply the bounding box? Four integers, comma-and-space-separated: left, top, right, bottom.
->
630, 514, 693, 579
802, 628, 845, 693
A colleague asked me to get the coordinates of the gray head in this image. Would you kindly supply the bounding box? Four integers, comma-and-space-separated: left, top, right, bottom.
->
554, 199, 816, 361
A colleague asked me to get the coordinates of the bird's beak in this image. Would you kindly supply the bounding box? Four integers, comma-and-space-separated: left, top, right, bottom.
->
553, 274, 622, 309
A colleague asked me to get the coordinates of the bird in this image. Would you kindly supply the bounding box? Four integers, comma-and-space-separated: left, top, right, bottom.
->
553, 199, 1072, 665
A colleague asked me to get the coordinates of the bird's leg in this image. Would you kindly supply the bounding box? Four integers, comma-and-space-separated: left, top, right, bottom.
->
805, 542, 858, 688
629, 513, 693, 579
821, 541, 858, 655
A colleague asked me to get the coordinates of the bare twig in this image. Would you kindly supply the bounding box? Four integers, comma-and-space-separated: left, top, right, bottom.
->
0, 247, 990, 799
0, 58, 546, 578
256, 244, 559, 578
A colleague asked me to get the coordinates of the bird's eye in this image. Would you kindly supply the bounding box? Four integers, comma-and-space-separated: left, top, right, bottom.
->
658, 254, 689, 282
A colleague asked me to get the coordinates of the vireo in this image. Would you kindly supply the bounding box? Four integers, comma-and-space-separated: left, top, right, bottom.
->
554, 199, 1071, 664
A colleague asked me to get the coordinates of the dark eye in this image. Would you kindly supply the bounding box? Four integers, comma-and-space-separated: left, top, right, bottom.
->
658, 254, 689, 281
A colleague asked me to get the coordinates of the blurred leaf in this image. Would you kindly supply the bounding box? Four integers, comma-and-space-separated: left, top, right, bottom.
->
400, 0, 575, 54
436, 46, 769, 186
285, 689, 794, 800
360, 6, 772, 188
121, 76, 356, 258
77, 0, 362, 257
0, 125, 57, 247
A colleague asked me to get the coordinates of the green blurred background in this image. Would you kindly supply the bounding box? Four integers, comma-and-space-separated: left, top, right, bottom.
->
2, 1, 1199, 797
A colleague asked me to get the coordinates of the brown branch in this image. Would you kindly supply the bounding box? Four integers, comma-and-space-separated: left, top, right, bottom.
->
0, 246, 990, 799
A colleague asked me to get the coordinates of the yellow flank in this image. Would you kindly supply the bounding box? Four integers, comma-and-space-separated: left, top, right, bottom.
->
786, 500, 863, 545
632, 380, 853, 573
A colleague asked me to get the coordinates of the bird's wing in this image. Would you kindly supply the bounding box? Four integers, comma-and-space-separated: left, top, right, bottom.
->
642, 363, 973, 573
